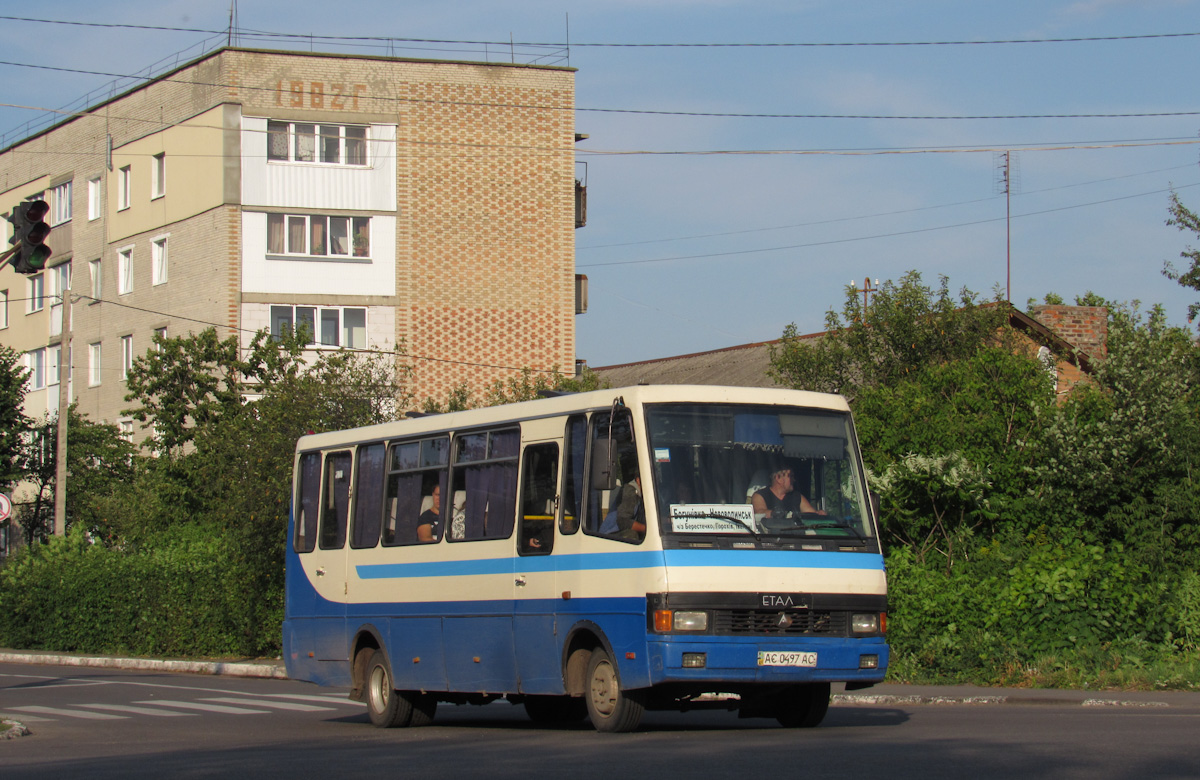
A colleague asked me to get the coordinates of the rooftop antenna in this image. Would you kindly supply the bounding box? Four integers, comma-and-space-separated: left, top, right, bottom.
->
227, 0, 239, 47
994, 151, 1020, 302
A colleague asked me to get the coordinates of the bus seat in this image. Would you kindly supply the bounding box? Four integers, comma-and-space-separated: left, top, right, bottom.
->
746, 470, 768, 504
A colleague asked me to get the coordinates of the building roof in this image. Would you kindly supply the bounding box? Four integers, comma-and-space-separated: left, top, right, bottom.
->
593, 303, 1103, 388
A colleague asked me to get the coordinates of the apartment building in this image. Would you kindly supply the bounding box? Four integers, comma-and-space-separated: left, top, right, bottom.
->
1, 47, 580, 435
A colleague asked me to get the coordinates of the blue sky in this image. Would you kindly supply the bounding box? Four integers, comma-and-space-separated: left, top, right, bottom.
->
3, 1, 1199, 368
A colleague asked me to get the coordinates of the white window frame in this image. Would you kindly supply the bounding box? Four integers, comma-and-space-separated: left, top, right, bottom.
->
48, 181, 72, 226
117, 165, 131, 210
153, 327, 167, 350
88, 176, 102, 220
151, 153, 166, 199
118, 418, 134, 443
151, 236, 168, 286
27, 274, 44, 313
267, 213, 371, 259
267, 121, 368, 166
117, 247, 133, 295
269, 304, 367, 349
89, 342, 102, 386
0, 289, 7, 329
89, 259, 102, 301
47, 345, 61, 387
26, 348, 46, 391
121, 335, 133, 380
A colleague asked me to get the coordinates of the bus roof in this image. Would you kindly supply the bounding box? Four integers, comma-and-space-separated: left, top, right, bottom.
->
294, 384, 851, 453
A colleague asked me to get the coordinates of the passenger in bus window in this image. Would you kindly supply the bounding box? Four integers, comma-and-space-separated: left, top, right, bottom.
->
615, 474, 646, 541
417, 483, 442, 542
751, 468, 825, 520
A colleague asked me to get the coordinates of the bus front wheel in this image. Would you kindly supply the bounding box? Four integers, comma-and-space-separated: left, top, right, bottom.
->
775, 682, 831, 728
584, 648, 645, 733
366, 649, 413, 728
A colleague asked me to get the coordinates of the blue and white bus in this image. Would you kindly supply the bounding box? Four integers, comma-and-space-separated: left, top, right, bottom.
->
284, 385, 888, 732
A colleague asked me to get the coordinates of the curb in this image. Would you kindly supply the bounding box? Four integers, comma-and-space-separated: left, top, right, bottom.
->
0, 651, 287, 680
833, 693, 1170, 708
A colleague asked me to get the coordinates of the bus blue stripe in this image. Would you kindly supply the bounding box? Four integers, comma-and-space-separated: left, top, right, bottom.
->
355, 549, 883, 580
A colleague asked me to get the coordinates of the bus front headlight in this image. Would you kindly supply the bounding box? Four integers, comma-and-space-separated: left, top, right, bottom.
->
851, 613, 880, 634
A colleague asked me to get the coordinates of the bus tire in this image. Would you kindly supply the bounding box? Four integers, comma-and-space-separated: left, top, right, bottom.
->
584, 648, 644, 733
775, 682, 831, 728
366, 649, 413, 728
524, 695, 587, 725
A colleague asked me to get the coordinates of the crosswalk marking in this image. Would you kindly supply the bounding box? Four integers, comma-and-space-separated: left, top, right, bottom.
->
78, 703, 197, 717
8, 705, 126, 720
133, 699, 271, 715
0, 711, 53, 722
202, 697, 334, 712
266, 693, 367, 707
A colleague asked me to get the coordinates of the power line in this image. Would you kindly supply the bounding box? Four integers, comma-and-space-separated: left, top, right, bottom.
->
578, 181, 1200, 269
578, 162, 1200, 251
69, 293, 566, 376
2, 16, 1198, 47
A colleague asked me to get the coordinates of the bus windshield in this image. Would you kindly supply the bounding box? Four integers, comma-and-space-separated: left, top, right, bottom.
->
645, 403, 875, 544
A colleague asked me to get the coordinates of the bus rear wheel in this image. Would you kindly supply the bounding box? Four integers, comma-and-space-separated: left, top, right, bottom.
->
584, 648, 644, 733
366, 649, 413, 728
775, 682, 831, 728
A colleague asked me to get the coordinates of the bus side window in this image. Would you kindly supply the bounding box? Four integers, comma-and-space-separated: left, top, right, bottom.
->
295, 452, 321, 553
560, 415, 585, 535
585, 410, 644, 544
319, 450, 352, 549
450, 428, 518, 541
519, 443, 559, 555
351, 443, 386, 549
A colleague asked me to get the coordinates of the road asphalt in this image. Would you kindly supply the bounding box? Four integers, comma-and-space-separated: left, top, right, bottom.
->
3, 646, 1199, 727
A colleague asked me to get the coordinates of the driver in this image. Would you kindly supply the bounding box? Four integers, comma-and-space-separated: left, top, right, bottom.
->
751, 468, 825, 519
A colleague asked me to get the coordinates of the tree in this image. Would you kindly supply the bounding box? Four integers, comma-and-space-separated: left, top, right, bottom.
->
769, 271, 1011, 398
0, 346, 31, 490
1165, 190, 1200, 323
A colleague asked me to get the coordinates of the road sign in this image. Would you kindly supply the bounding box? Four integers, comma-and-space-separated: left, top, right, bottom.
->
0, 493, 11, 522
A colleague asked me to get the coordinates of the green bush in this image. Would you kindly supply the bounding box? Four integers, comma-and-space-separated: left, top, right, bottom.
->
0, 526, 278, 657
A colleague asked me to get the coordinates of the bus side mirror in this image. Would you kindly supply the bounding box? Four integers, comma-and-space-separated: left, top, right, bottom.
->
591, 440, 616, 491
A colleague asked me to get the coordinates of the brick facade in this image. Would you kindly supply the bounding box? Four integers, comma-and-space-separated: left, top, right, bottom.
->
1027, 305, 1108, 360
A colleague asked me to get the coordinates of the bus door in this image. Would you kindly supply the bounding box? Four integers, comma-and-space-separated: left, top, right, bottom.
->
312, 449, 353, 662
514, 440, 562, 693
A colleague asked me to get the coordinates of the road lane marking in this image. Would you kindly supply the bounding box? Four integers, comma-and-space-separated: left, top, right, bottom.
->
78, 703, 197, 717
265, 693, 367, 707
134, 700, 271, 715
202, 697, 334, 712
0, 711, 53, 722
8, 705, 126, 720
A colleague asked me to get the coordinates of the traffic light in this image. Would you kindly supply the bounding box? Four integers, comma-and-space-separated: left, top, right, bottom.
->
5, 199, 52, 275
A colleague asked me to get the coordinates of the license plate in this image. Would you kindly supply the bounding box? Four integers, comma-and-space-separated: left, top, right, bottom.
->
757, 651, 818, 667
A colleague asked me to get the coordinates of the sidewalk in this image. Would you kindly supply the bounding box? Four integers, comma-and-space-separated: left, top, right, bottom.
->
3, 648, 1198, 709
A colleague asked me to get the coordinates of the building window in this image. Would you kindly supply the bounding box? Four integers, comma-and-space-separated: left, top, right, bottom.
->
48, 181, 72, 226
267, 213, 370, 258
151, 153, 166, 198
118, 419, 134, 443
152, 237, 168, 285
48, 264, 70, 338
89, 259, 102, 301
26, 348, 46, 390
47, 345, 61, 387
88, 176, 102, 220
153, 327, 167, 351
1, 289, 7, 329
117, 248, 133, 294
28, 274, 44, 313
89, 342, 102, 386
267, 121, 367, 165
117, 166, 131, 210
270, 305, 367, 349
121, 335, 133, 380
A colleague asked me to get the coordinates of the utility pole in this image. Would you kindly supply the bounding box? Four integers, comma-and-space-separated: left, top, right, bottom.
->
995, 151, 1019, 302
53, 287, 71, 536
850, 278, 879, 314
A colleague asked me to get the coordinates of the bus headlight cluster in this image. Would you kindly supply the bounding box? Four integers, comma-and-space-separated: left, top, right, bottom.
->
851, 613, 882, 634
654, 609, 709, 632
